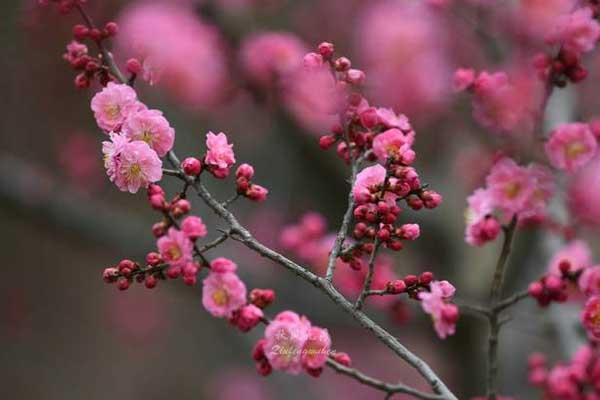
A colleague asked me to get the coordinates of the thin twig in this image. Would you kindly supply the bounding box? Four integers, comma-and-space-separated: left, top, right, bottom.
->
355, 239, 381, 310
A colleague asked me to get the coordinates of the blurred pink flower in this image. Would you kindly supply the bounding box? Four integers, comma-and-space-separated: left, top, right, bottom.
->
240, 32, 307, 87
578, 266, 600, 296
545, 122, 597, 173
372, 128, 414, 163
582, 296, 600, 340
547, 240, 592, 277
546, 7, 600, 56
181, 215, 208, 240
486, 157, 536, 215
355, 1, 451, 118
568, 157, 600, 226
116, 2, 228, 108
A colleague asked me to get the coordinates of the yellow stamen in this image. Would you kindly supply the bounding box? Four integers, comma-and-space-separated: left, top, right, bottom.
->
212, 288, 229, 306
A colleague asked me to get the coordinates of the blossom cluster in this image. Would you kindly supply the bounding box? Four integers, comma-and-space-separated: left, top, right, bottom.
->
464, 157, 554, 246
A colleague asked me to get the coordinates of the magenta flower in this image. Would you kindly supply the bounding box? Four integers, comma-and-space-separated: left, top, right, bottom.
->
372, 128, 414, 163
91, 82, 143, 132
546, 7, 600, 56
122, 109, 175, 157
545, 123, 597, 173
301, 326, 331, 370
181, 216, 208, 240
202, 270, 247, 318
205, 131, 236, 178
263, 311, 311, 374
157, 228, 193, 269
419, 280, 458, 339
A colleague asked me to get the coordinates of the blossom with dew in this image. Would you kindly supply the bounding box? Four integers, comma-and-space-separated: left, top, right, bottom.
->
122, 109, 175, 157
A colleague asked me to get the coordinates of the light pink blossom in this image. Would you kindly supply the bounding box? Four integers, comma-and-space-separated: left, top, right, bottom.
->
106, 139, 163, 194
157, 228, 193, 269
375, 108, 412, 131
91, 82, 143, 132
582, 296, 600, 340
453, 68, 476, 92
353, 164, 386, 204
263, 311, 311, 374
545, 123, 597, 172
202, 270, 247, 318
205, 132, 236, 178
122, 109, 175, 157
418, 280, 458, 339
546, 7, 600, 56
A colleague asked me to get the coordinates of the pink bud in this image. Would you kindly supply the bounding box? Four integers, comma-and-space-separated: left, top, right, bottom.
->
146, 252, 162, 266
317, 42, 334, 59
319, 135, 337, 150
419, 271, 434, 285
346, 69, 365, 85
528, 281, 544, 298
104, 22, 119, 36
386, 280, 407, 294
72, 24, 89, 40
126, 58, 143, 75
149, 194, 166, 210
246, 184, 269, 202
166, 266, 181, 279
144, 275, 157, 289
117, 278, 130, 291
332, 352, 352, 367
147, 184, 165, 197
359, 107, 379, 129
102, 267, 119, 283
303, 52, 323, 68
399, 224, 420, 240
334, 57, 351, 71
236, 163, 255, 180
181, 157, 202, 176
250, 288, 276, 309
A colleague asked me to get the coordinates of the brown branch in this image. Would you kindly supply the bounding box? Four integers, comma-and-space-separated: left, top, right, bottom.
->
354, 239, 381, 310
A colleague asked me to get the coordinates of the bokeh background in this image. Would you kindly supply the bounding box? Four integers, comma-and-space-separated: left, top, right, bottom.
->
2, 0, 600, 398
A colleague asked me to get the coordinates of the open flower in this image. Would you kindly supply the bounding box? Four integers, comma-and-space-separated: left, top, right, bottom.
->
486, 158, 536, 216
205, 131, 236, 178
263, 311, 311, 374
546, 7, 600, 56
122, 109, 175, 157
108, 139, 162, 193
157, 228, 193, 269
545, 123, 597, 173
202, 270, 247, 318
419, 280, 458, 339
372, 128, 414, 163
582, 296, 600, 340
301, 326, 331, 370
91, 82, 144, 132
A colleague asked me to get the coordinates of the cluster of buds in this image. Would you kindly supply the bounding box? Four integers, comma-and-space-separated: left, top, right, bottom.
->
62, 22, 120, 88
102, 256, 168, 291
147, 184, 198, 236
528, 260, 581, 306
38, 0, 85, 14
533, 49, 589, 87
228, 288, 274, 332
235, 164, 269, 202
528, 347, 600, 398
385, 272, 435, 297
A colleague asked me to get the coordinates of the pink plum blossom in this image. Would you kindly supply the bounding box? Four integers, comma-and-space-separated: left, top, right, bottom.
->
376, 108, 412, 131
353, 164, 386, 204
205, 132, 236, 178
240, 32, 307, 87
122, 109, 175, 157
91, 82, 143, 132
157, 228, 193, 269
465, 189, 501, 246
546, 7, 600, 57
210, 257, 238, 274
419, 280, 459, 339
202, 270, 247, 318
231, 304, 264, 332
545, 123, 597, 172
486, 158, 536, 216
116, 2, 228, 108
301, 326, 331, 370
582, 296, 600, 340
263, 311, 311, 374
181, 216, 208, 240
568, 157, 600, 226
105, 138, 163, 194
372, 128, 414, 163
578, 266, 600, 296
